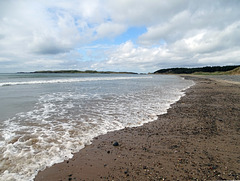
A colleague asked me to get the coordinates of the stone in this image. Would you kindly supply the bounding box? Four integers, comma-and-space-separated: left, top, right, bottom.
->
113, 141, 119, 146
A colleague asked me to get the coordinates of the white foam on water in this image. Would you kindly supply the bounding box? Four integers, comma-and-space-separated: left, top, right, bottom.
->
0, 76, 195, 181
0, 76, 152, 87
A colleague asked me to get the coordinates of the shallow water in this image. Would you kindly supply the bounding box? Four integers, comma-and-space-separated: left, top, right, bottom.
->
0, 73, 194, 181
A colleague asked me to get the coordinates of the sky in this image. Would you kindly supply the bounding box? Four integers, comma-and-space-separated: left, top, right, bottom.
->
0, 0, 240, 73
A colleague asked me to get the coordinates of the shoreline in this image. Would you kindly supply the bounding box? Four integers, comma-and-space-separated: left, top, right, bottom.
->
35, 76, 240, 180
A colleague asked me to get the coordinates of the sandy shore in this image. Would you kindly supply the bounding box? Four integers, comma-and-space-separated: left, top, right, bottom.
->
35, 76, 240, 180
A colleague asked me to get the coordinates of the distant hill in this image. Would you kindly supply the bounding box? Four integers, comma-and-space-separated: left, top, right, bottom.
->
30, 70, 138, 74
224, 67, 240, 75
154, 65, 240, 75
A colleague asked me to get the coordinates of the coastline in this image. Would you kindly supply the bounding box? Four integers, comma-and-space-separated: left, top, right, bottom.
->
35, 76, 240, 180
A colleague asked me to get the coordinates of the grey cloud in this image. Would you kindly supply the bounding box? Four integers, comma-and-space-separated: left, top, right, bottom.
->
0, 34, 5, 39
34, 45, 71, 55
31, 36, 72, 55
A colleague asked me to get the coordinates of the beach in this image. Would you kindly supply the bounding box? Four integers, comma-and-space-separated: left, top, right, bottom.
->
35, 76, 240, 180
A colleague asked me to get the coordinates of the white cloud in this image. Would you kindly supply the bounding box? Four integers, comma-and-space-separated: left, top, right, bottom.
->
198, 48, 240, 65
105, 0, 188, 26
92, 41, 177, 72
0, 0, 105, 54
0, 57, 11, 62
172, 21, 240, 54
138, 10, 191, 45
0, 0, 240, 73
138, 1, 240, 46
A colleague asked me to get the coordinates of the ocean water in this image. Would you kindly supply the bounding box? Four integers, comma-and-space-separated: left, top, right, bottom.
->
0, 73, 194, 181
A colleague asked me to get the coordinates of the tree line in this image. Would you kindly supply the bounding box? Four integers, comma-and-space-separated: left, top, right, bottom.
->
154, 65, 240, 74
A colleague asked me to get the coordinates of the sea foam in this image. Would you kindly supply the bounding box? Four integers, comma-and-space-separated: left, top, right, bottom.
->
0, 76, 151, 87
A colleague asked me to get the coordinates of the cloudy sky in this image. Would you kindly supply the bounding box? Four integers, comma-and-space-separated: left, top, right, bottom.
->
0, 0, 240, 73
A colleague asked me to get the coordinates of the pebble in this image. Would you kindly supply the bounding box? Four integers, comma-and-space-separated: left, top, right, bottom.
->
113, 142, 119, 146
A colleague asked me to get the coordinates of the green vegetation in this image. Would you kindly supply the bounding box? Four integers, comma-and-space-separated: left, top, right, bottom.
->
154, 65, 240, 75
192, 67, 240, 75
224, 67, 240, 75
32, 70, 138, 74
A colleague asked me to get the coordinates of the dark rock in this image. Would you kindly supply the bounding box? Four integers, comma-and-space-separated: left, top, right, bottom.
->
113, 142, 119, 146
142, 147, 147, 151
107, 150, 110, 154
169, 145, 179, 149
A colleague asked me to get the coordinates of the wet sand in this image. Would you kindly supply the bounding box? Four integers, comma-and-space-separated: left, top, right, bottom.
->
35, 76, 240, 180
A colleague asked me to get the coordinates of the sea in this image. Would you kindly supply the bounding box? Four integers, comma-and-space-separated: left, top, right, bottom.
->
0, 73, 194, 181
